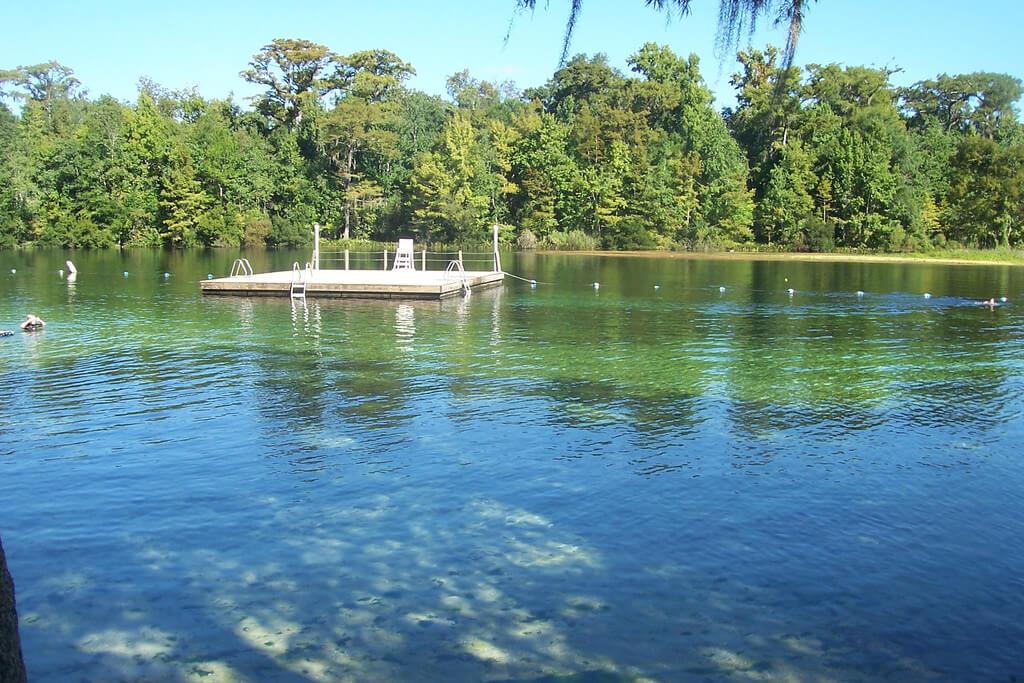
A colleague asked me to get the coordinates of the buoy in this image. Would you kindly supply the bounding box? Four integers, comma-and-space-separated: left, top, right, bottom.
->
654, 285, 660, 290
59, 269, 64, 277
163, 272, 170, 278
593, 282, 600, 289
9, 269, 14, 274
857, 290, 864, 297
787, 288, 795, 295
924, 293, 932, 299
207, 274, 213, 280
719, 286, 726, 293
1000, 296, 1008, 303
530, 280, 536, 288
124, 271, 129, 277
784, 277, 788, 283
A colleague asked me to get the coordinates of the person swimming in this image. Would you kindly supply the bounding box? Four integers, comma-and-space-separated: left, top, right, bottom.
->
20, 314, 45, 330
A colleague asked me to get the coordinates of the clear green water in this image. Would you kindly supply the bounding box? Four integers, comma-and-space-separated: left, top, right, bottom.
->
2, 249, 1023, 680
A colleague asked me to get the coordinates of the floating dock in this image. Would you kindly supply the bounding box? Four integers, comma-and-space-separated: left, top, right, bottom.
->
201, 227, 505, 300
200, 267, 504, 299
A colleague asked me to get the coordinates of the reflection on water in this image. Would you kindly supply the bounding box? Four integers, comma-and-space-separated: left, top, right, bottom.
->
395, 303, 415, 352
1, 250, 1023, 680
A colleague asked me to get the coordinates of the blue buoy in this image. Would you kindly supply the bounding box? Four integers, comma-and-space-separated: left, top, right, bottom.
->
123, 271, 129, 277
208, 274, 213, 280
163, 272, 170, 278
1000, 296, 1008, 303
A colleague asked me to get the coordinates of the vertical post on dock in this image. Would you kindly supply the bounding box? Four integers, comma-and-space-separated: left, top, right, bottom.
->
344, 249, 349, 271
421, 249, 426, 271
313, 223, 320, 271
458, 249, 463, 269
384, 249, 389, 270
493, 223, 501, 273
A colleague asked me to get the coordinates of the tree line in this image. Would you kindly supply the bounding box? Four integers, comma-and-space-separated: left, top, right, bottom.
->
1, 39, 1021, 251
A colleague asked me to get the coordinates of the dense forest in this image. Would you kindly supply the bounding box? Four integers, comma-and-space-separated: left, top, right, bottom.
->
1, 39, 1022, 251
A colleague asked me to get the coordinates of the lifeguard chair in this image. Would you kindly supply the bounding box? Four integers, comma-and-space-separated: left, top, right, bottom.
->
392, 238, 415, 271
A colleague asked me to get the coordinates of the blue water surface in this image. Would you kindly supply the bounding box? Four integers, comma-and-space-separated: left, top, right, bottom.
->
2, 250, 1023, 681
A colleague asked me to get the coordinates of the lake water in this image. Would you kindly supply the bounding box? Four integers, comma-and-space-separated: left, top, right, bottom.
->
2, 249, 1023, 681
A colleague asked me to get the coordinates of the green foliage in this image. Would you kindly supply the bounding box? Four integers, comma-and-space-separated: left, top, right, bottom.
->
516, 227, 538, 249
0, 41, 1021, 254
545, 229, 599, 250
798, 217, 835, 252
267, 213, 313, 247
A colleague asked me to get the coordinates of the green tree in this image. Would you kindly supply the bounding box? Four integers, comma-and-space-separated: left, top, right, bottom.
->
241, 38, 343, 130
757, 138, 815, 245
508, 105, 579, 238
902, 72, 1023, 140
159, 147, 208, 247
947, 137, 1024, 247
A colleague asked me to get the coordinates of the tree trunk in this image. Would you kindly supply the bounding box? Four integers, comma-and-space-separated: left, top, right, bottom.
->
0, 535, 27, 683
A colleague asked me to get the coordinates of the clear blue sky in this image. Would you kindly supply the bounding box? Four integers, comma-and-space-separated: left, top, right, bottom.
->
3, 0, 1022, 109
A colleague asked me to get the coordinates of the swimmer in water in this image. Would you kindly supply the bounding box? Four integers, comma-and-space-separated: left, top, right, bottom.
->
20, 313, 45, 330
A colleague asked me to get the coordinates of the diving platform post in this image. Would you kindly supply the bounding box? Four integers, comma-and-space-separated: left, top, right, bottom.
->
493, 223, 501, 273
313, 223, 320, 271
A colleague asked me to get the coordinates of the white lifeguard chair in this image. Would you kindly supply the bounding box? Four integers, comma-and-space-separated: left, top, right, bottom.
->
392, 238, 415, 271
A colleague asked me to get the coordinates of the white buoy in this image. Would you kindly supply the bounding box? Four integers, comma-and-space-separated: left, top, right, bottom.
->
857, 290, 864, 297
654, 285, 660, 290
9, 269, 14, 274
593, 282, 600, 289
123, 271, 129, 277
924, 292, 932, 299
58, 269, 64, 277
719, 286, 726, 293
164, 272, 170, 278
530, 280, 537, 288
1000, 296, 1008, 303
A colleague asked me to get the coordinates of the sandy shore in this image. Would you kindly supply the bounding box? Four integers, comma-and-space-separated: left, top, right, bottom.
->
535, 250, 1024, 267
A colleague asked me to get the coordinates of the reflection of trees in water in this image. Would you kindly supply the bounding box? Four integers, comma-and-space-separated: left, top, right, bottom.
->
244, 291, 504, 476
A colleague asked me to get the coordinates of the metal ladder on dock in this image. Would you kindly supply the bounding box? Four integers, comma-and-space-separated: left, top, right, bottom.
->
230, 258, 254, 277
290, 262, 309, 299
445, 259, 472, 296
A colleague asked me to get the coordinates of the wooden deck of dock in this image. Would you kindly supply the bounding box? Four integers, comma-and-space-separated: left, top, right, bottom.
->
200, 268, 505, 299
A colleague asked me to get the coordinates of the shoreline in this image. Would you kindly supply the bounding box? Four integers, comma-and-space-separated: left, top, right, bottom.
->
533, 250, 1024, 267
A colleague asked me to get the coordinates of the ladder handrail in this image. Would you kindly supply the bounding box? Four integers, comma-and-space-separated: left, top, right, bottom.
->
230, 258, 253, 277
290, 262, 307, 298
445, 259, 472, 296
